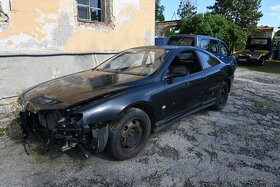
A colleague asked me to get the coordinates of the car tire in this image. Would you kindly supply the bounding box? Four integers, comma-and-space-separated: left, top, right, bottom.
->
257, 57, 265, 66
213, 82, 229, 110
107, 108, 151, 160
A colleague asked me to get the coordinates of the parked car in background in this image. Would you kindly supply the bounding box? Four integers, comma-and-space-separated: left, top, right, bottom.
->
19, 46, 234, 160
277, 41, 280, 60
167, 34, 237, 70
235, 36, 272, 65
272, 41, 279, 60
155, 37, 170, 46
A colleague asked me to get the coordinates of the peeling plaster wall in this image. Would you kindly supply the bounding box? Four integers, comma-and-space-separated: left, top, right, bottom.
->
0, 0, 9, 13
0, 53, 115, 98
0, 0, 155, 53
0, 0, 155, 98
0, 0, 9, 31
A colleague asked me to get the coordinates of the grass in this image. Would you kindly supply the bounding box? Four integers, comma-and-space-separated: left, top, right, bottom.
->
0, 99, 21, 137
251, 98, 266, 108
0, 127, 9, 136
238, 60, 280, 74
11, 98, 21, 124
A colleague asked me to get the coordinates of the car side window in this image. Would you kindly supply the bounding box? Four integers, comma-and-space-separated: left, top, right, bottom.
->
221, 43, 230, 56
196, 51, 220, 70
200, 39, 209, 50
169, 51, 202, 75
209, 40, 219, 53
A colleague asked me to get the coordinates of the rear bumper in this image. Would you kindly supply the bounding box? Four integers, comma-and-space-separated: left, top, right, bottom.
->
237, 58, 259, 63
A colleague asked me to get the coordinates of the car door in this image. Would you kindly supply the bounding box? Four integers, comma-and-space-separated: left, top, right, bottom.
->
219, 42, 237, 66
195, 50, 224, 103
163, 51, 206, 118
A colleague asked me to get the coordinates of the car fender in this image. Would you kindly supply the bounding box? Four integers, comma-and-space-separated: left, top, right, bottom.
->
75, 83, 164, 126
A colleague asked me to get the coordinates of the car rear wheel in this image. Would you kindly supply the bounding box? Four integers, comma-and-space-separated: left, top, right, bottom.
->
107, 108, 151, 160
213, 82, 229, 110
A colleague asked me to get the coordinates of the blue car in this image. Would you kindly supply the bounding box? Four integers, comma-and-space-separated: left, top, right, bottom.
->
155, 37, 170, 46
167, 34, 237, 70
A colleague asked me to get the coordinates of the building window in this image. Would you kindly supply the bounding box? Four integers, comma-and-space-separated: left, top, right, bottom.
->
77, 0, 103, 22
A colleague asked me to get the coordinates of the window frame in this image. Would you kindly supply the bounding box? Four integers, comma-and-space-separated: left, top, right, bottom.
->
76, 0, 106, 23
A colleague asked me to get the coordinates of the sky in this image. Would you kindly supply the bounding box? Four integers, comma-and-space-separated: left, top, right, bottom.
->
161, 0, 280, 30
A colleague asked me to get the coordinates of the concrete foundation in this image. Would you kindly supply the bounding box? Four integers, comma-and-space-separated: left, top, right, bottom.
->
0, 53, 115, 98
0, 52, 115, 128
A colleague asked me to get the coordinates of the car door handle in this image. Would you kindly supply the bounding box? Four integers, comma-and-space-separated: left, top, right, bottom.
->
185, 81, 190, 87
201, 76, 207, 81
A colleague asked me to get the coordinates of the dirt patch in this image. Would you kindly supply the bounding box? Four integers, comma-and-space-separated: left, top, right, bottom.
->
0, 68, 280, 186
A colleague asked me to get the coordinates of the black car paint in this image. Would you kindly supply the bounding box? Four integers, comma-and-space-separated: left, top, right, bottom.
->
19, 46, 234, 155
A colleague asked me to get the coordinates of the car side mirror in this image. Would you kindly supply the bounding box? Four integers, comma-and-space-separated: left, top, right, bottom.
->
164, 73, 174, 80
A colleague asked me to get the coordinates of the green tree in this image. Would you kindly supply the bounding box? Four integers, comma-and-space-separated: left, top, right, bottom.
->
178, 13, 247, 49
275, 26, 280, 36
177, 0, 197, 19
207, 0, 263, 29
165, 29, 176, 37
273, 26, 280, 46
155, 0, 165, 21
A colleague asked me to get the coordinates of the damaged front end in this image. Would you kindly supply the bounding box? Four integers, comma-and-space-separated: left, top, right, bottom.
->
19, 108, 109, 158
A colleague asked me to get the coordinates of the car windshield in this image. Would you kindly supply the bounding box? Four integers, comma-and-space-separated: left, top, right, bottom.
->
97, 48, 168, 76
168, 37, 195, 46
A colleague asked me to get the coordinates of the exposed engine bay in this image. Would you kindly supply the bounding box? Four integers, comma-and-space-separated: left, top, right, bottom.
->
20, 110, 108, 158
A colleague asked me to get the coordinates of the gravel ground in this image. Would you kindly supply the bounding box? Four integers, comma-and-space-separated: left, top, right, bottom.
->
0, 68, 279, 187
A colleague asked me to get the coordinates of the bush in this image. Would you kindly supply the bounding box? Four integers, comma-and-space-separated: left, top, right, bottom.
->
178, 13, 247, 50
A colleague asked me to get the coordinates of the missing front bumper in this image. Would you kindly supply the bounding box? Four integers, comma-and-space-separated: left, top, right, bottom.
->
19, 111, 109, 157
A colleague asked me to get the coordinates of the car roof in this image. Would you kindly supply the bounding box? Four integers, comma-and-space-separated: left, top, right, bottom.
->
127, 45, 221, 64
131, 45, 201, 51
169, 34, 222, 42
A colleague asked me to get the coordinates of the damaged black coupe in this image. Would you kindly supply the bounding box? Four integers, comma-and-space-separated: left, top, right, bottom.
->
19, 46, 234, 160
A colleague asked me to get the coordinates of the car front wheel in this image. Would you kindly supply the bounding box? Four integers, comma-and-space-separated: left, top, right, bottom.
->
107, 108, 151, 160
257, 57, 265, 66
213, 82, 229, 110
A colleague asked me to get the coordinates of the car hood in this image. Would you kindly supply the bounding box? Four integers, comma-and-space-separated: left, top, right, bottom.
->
20, 69, 150, 112
236, 50, 269, 59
